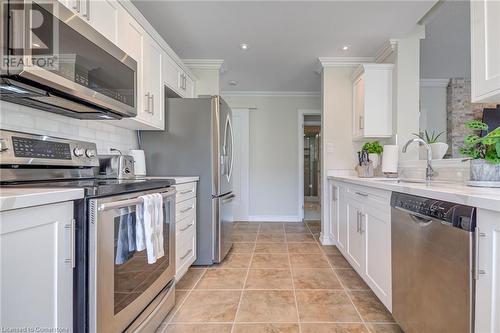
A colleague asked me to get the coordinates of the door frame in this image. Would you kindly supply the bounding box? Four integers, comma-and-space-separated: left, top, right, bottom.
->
232, 108, 250, 221
298, 109, 321, 220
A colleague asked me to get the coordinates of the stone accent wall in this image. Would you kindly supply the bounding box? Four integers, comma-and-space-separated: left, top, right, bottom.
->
446, 78, 496, 157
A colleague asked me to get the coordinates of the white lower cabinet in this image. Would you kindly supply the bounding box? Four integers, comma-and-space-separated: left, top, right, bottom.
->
475, 208, 500, 333
174, 181, 198, 280
330, 180, 392, 311
0, 202, 74, 331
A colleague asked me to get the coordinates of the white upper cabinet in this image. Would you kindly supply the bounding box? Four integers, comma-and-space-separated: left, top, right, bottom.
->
142, 35, 164, 129
58, 0, 119, 43
163, 55, 195, 98
352, 64, 393, 140
87, 0, 119, 43
471, 0, 500, 103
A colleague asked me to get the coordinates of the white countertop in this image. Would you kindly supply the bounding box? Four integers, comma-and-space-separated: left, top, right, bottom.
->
0, 188, 84, 212
328, 175, 500, 212
144, 176, 199, 185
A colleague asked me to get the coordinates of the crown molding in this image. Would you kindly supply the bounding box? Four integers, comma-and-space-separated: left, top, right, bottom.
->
221, 91, 321, 97
317, 57, 374, 69
182, 59, 225, 70
374, 39, 398, 63
420, 79, 450, 88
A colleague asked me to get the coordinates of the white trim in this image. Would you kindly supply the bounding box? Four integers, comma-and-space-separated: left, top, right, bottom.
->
317, 57, 374, 70
247, 215, 302, 223
182, 59, 224, 70
374, 39, 398, 63
221, 91, 320, 97
298, 109, 322, 222
232, 108, 250, 221
420, 79, 450, 88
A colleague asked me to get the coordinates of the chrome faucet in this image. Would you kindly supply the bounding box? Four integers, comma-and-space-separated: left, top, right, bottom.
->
402, 138, 436, 183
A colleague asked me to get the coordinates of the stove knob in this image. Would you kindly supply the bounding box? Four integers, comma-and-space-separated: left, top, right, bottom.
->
85, 149, 96, 158
73, 147, 85, 157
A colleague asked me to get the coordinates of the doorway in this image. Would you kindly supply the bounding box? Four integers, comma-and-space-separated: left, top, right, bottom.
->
298, 110, 321, 221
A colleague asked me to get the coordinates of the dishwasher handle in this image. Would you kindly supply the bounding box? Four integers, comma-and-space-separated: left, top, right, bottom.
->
409, 213, 433, 227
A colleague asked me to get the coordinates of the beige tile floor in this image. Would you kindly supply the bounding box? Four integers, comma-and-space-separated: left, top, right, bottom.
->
157, 221, 402, 333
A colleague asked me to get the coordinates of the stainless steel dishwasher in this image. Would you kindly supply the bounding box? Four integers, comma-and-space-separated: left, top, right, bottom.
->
391, 192, 476, 333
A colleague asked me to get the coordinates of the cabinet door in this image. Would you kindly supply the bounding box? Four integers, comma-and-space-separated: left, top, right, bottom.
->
475, 209, 500, 333
364, 204, 392, 311
346, 197, 364, 272
471, 1, 500, 103
163, 55, 183, 95
88, 0, 119, 43
352, 76, 365, 139
330, 183, 339, 241
143, 35, 164, 129
117, 10, 144, 121
184, 74, 195, 98
0, 202, 74, 331
337, 186, 348, 254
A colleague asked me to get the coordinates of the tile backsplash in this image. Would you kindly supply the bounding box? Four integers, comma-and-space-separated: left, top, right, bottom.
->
0, 101, 138, 154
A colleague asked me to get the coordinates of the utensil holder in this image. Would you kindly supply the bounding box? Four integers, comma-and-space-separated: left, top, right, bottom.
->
356, 163, 374, 178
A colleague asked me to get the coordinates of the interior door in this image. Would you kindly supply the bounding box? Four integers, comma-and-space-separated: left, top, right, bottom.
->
218, 97, 234, 196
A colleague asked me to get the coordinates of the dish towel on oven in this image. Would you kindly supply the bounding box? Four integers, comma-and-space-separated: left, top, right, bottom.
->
136, 193, 164, 264
115, 207, 135, 265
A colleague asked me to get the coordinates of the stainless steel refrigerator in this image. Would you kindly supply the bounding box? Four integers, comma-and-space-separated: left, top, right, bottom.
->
141, 96, 234, 264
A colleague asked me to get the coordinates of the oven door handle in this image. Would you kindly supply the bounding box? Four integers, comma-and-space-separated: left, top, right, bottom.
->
97, 188, 176, 211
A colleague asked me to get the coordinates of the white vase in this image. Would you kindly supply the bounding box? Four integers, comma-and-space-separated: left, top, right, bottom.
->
430, 142, 449, 160
369, 153, 380, 168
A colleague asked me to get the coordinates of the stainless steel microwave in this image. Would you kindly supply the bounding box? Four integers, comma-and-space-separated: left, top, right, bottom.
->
0, 0, 137, 119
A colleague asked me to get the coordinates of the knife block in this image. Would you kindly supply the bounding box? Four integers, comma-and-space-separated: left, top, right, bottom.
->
355, 163, 374, 178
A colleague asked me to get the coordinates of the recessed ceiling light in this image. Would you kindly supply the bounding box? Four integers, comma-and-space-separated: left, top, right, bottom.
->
342, 45, 350, 51
240, 43, 249, 50
228, 80, 239, 86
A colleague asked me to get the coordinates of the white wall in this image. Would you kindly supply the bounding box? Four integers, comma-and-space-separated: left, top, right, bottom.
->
223, 95, 321, 221
0, 101, 138, 154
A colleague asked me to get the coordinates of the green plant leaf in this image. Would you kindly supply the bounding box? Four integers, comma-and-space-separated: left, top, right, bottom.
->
482, 137, 497, 145
486, 127, 500, 138
496, 141, 500, 158
464, 134, 481, 145
466, 120, 489, 131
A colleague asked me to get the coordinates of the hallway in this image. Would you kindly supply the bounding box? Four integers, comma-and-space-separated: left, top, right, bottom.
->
158, 222, 402, 333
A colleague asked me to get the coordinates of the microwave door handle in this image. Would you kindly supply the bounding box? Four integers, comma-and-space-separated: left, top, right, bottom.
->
98, 189, 176, 211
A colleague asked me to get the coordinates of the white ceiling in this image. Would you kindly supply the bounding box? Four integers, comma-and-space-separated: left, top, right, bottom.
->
132, 1, 437, 92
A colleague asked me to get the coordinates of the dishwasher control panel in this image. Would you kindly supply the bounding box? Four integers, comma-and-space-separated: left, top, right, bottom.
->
391, 192, 476, 231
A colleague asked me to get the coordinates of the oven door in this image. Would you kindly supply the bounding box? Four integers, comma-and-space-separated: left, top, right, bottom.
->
1, 0, 137, 118
88, 187, 175, 333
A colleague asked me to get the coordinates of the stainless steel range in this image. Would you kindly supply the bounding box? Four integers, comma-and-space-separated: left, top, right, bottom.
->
0, 129, 176, 332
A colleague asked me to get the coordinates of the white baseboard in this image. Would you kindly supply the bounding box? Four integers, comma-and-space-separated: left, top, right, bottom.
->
246, 215, 302, 222
319, 232, 336, 245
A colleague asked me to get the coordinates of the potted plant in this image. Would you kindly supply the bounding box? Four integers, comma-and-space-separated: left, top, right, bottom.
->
413, 130, 448, 159
460, 120, 500, 183
362, 141, 383, 168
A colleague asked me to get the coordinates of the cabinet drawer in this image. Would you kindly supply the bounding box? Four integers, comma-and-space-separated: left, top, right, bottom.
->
176, 197, 196, 221
176, 211, 196, 235
176, 231, 196, 272
174, 182, 197, 203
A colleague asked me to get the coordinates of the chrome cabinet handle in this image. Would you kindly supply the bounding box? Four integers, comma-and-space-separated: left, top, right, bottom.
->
332, 186, 337, 201
180, 223, 194, 232
65, 218, 76, 268
359, 213, 364, 234
150, 94, 154, 115
359, 116, 364, 130
355, 192, 368, 197
474, 227, 486, 280
144, 92, 151, 113
180, 206, 193, 213
73, 0, 80, 13
356, 212, 360, 233
180, 249, 193, 260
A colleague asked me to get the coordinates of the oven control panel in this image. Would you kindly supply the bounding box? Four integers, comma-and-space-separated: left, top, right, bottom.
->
0, 129, 98, 167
